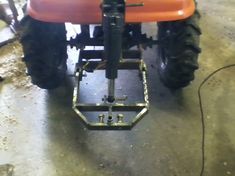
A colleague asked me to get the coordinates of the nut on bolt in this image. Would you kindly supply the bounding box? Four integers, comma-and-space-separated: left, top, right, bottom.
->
117, 114, 124, 123
107, 115, 113, 125
98, 114, 105, 123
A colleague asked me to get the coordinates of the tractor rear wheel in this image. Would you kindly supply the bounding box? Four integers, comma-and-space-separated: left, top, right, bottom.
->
157, 10, 201, 89
20, 16, 67, 89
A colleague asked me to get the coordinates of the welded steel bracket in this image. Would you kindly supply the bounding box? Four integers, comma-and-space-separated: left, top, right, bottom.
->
73, 59, 149, 130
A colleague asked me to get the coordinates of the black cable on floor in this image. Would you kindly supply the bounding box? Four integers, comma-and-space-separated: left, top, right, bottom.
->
198, 64, 235, 176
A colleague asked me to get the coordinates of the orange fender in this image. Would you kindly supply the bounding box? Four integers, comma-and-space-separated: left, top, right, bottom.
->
28, 0, 196, 24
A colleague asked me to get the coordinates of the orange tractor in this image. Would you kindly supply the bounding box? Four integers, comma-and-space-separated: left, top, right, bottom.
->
20, 0, 201, 130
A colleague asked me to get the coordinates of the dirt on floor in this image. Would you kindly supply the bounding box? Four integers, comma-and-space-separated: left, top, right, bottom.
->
196, 0, 235, 79
0, 42, 32, 89
198, 0, 235, 43
0, 164, 14, 176
0, 0, 29, 89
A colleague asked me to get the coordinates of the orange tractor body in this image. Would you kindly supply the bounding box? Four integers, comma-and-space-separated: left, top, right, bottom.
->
28, 0, 196, 24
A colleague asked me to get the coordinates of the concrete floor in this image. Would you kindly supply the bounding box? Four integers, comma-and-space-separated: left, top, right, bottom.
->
0, 0, 235, 176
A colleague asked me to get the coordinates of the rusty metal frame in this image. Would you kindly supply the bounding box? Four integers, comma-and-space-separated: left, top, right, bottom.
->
73, 60, 149, 130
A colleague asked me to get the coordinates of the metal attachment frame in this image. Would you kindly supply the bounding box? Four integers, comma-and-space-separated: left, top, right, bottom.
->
73, 59, 149, 130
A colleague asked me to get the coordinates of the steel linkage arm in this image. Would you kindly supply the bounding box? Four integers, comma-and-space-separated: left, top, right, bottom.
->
102, 0, 125, 102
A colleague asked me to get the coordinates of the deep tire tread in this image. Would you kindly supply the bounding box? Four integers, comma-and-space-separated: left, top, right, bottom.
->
157, 9, 201, 89
20, 16, 67, 89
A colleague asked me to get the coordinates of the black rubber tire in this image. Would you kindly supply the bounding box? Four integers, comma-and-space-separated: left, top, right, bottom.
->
157, 10, 201, 89
20, 16, 67, 89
